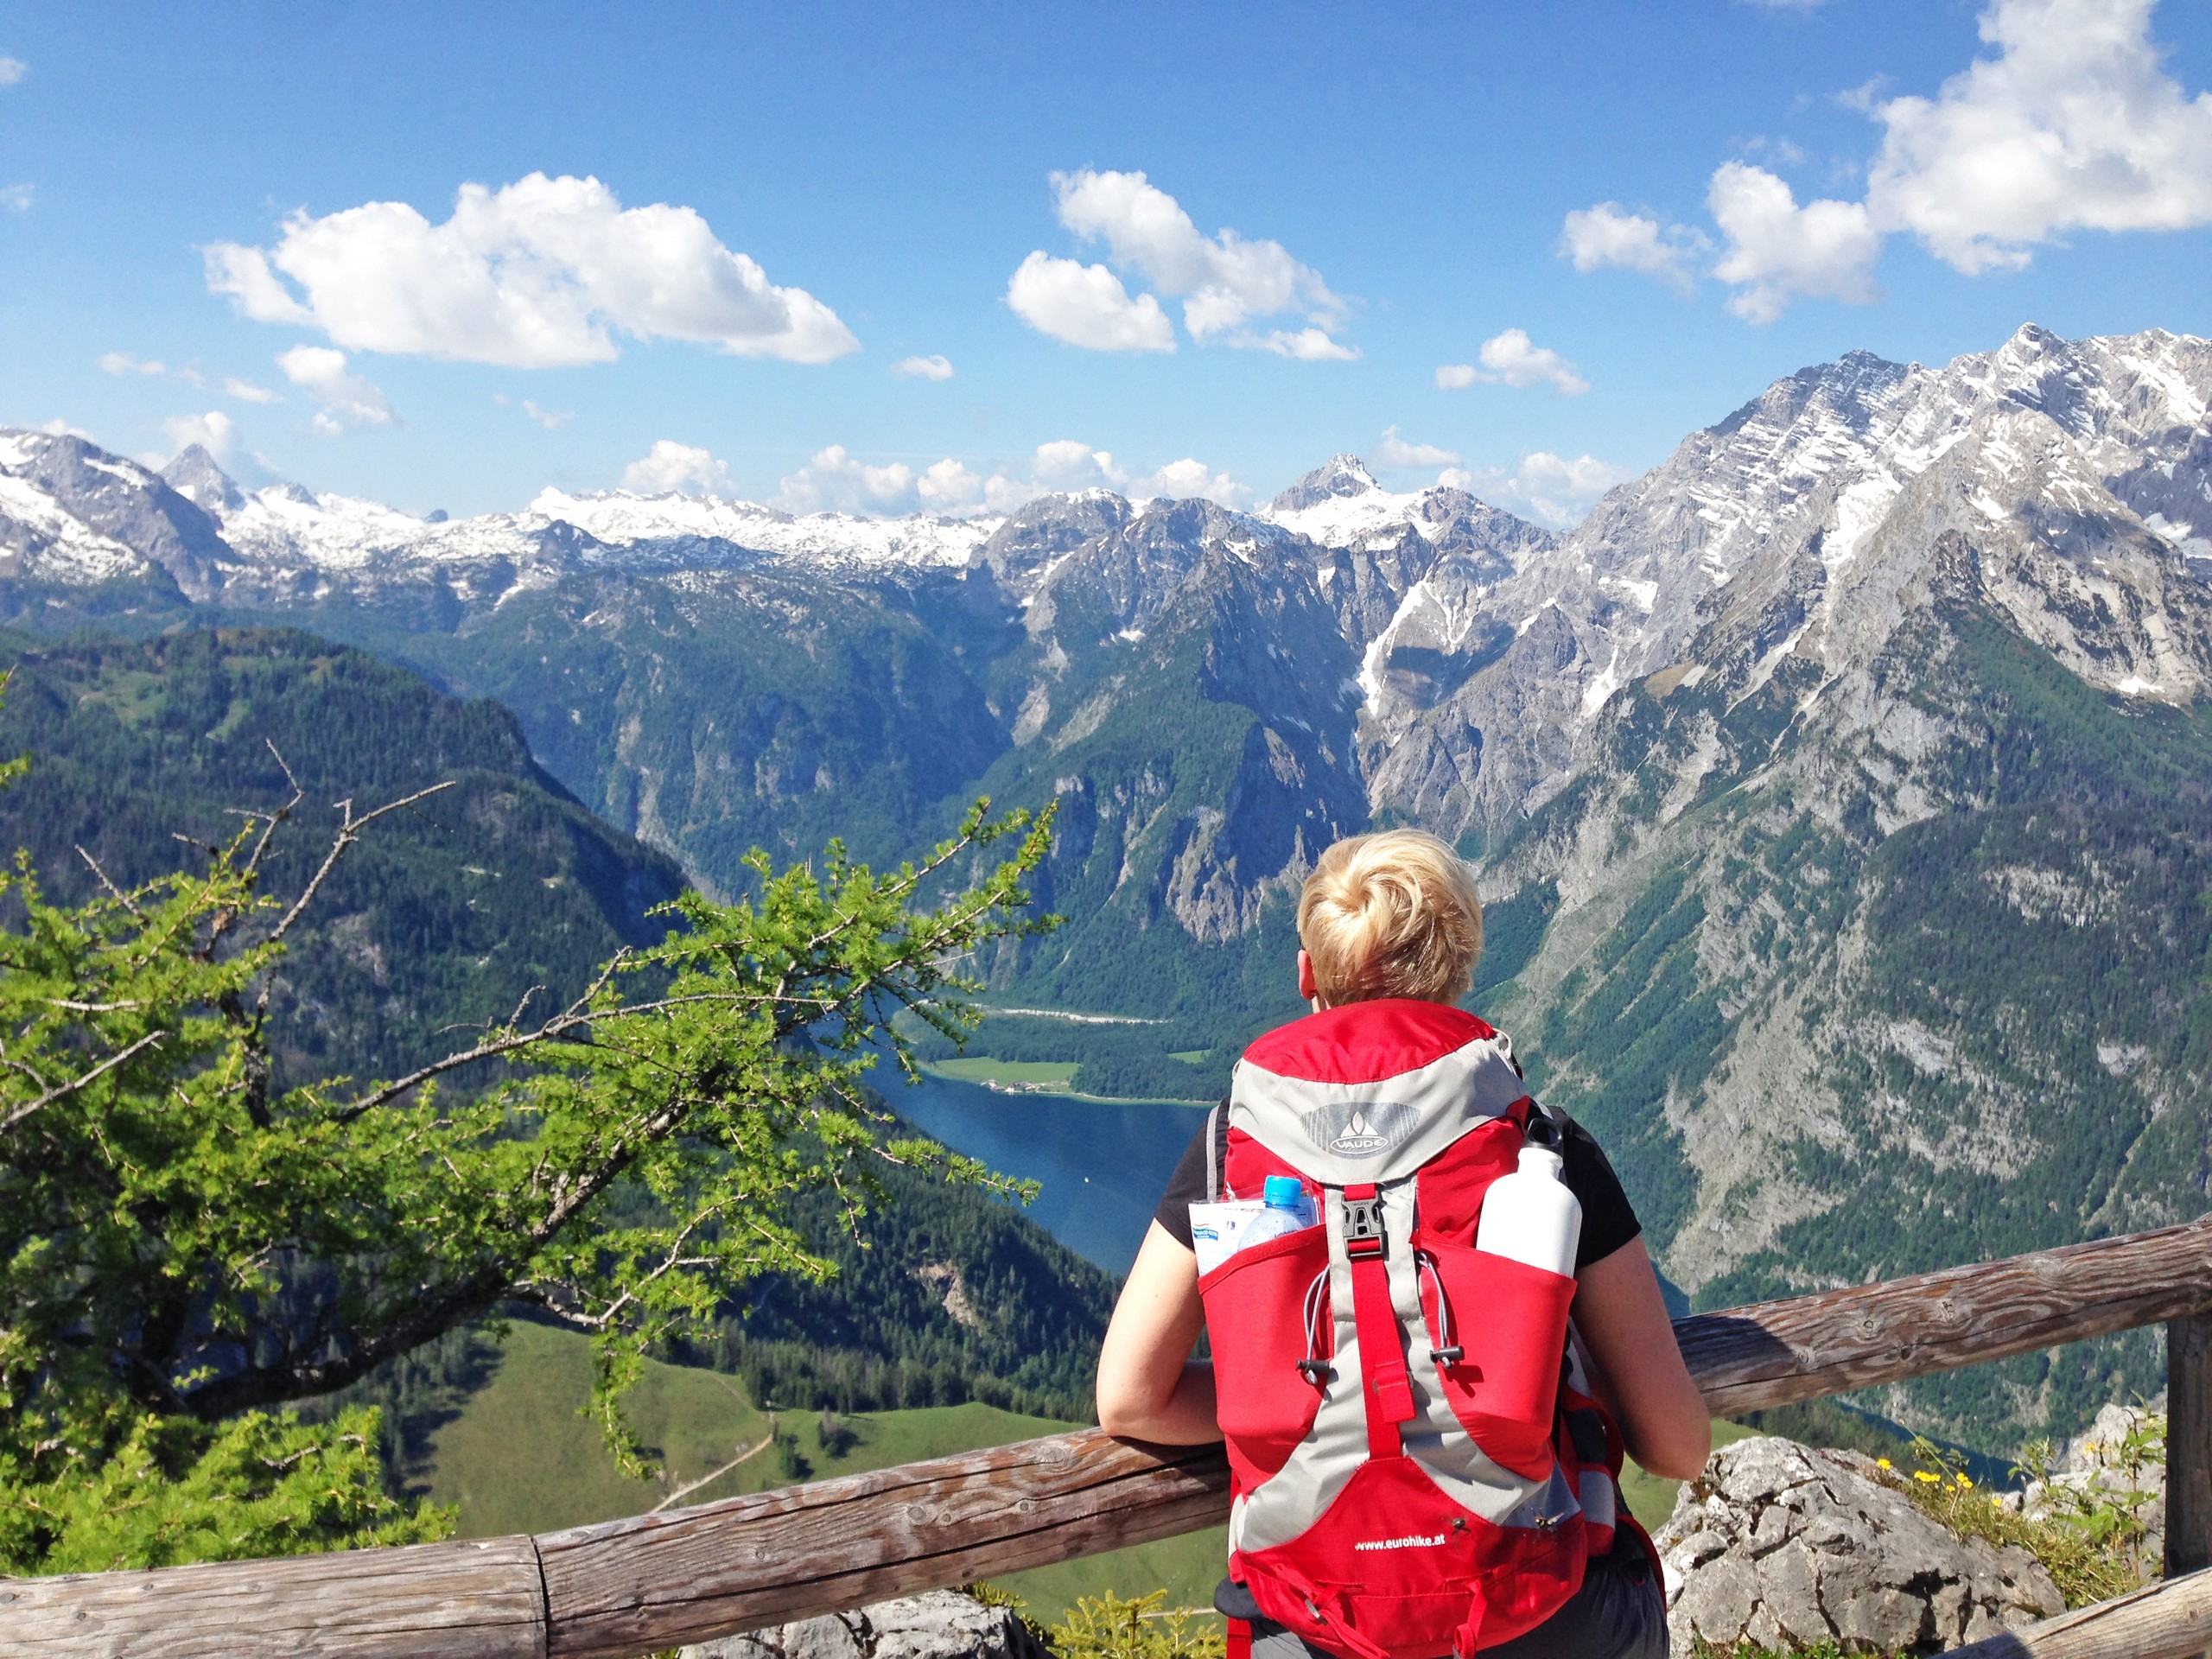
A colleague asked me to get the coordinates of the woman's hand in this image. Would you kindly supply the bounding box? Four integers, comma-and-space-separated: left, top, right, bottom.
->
1572, 1236, 1712, 1480
1096, 1221, 1221, 1443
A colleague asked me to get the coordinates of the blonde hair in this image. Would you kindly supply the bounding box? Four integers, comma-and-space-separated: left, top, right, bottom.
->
1297, 830, 1484, 1007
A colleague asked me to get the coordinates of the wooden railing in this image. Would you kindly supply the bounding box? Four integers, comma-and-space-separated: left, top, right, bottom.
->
6, 1214, 2210, 1658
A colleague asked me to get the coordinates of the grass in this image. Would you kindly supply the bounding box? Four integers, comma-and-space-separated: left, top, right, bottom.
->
1166, 1051, 1212, 1065
925, 1058, 1083, 1089
1025, 1589, 1227, 1659
1885, 1433, 2160, 1609
423, 1319, 1070, 1538
997, 1529, 1230, 1621
412, 1320, 1228, 1620
1618, 1418, 1762, 1530
416, 1336, 1910, 1628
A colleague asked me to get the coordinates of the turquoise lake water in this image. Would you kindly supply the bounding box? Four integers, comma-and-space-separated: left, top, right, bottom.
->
889, 1069, 1208, 1275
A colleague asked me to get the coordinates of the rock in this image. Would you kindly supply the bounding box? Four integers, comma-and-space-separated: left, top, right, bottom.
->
680, 1590, 1052, 1659
1654, 1437, 2063, 1656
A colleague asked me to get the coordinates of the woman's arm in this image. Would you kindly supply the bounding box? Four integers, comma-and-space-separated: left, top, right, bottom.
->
1573, 1236, 1711, 1481
1096, 1220, 1220, 1443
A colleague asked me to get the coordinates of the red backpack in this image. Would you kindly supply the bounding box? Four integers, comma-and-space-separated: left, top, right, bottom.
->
1198, 1000, 1635, 1658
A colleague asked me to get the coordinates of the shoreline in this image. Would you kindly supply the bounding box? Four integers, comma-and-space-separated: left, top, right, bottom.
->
915, 1063, 1211, 1109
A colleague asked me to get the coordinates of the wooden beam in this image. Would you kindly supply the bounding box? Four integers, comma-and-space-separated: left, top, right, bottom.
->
535, 1429, 1229, 1659
7, 1214, 2212, 1659
2171, 1312, 2212, 1579
1675, 1215, 2212, 1417
1943, 1566, 2212, 1659
0, 1535, 546, 1659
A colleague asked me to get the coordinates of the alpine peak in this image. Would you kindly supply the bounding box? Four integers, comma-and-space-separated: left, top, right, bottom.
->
1270, 454, 1381, 512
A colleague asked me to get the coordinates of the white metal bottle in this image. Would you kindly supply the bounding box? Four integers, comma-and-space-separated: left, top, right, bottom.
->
1475, 1135, 1583, 1278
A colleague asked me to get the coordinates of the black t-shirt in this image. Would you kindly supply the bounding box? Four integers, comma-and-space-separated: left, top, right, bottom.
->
1153, 1104, 1642, 1272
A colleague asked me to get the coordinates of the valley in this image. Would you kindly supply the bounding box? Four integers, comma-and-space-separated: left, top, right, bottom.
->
3, 321, 2209, 1455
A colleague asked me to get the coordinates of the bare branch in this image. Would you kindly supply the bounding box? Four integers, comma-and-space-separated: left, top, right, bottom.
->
265, 781, 456, 949
503, 984, 544, 1033
75, 847, 146, 919
235, 744, 306, 887
2, 1029, 168, 1133
328, 950, 627, 1122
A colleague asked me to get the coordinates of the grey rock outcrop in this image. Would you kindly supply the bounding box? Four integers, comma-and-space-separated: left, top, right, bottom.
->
1656, 1437, 2063, 1656
680, 1590, 1049, 1659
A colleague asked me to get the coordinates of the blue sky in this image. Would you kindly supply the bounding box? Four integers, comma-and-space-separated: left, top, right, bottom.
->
2, 0, 2209, 523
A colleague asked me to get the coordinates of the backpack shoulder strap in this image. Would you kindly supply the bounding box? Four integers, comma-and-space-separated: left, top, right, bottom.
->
1205, 1102, 1226, 1201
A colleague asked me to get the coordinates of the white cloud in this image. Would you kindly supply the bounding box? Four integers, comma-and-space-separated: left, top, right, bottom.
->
99, 351, 167, 377
1128, 457, 1251, 507
1643, 0, 2212, 322
277, 344, 394, 434
1052, 168, 1349, 353
890, 353, 956, 381
918, 458, 986, 510
1558, 202, 1707, 291
163, 410, 237, 462
1010, 168, 1354, 358
1708, 162, 1882, 323
1449, 452, 1631, 528
1249, 327, 1358, 362
1030, 439, 1127, 493
0, 58, 24, 86
1437, 329, 1592, 396
1007, 251, 1177, 353
622, 440, 731, 495
206, 172, 861, 369
0, 183, 32, 212
776, 445, 920, 514
224, 377, 281, 404
755, 439, 1249, 518
1864, 0, 2212, 273
40, 418, 91, 440
1371, 426, 1461, 470
522, 399, 572, 429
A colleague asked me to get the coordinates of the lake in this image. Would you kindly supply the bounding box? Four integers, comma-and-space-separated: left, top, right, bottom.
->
890, 1069, 1208, 1275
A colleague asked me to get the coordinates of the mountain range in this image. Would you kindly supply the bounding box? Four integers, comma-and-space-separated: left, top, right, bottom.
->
4, 320, 2209, 1444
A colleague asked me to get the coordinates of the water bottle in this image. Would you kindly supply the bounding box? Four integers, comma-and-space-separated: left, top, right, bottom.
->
1237, 1175, 1318, 1250
1476, 1118, 1582, 1277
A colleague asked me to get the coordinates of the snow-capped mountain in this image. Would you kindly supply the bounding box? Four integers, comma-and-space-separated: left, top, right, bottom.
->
3, 321, 2209, 1437
157, 448, 1004, 600
1363, 324, 2212, 841
3, 322, 2206, 844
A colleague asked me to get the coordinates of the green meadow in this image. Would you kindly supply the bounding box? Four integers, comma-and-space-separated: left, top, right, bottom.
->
412, 1319, 1224, 1618
410, 1321, 1782, 1618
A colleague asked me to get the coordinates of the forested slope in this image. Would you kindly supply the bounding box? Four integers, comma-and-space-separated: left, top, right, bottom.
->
0, 624, 1118, 1438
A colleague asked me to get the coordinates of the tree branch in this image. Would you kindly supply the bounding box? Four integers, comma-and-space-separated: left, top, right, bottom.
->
264, 781, 456, 950
2, 1029, 168, 1133
75, 846, 146, 919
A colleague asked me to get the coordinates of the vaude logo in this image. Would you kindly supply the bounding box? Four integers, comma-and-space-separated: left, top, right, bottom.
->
1301, 1100, 1418, 1159
1354, 1532, 1448, 1552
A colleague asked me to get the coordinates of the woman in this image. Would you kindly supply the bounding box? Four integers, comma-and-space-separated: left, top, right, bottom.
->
1094, 830, 1708, 1659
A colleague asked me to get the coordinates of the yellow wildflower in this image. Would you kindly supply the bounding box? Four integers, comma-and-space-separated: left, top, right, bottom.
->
1877, 1459, 1892, 1470
1915, 1471, 1941, 1484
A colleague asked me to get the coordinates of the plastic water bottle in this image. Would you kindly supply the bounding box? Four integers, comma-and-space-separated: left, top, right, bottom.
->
1238, 1175, 1318, 1250
1476, 1122, 1582, 1277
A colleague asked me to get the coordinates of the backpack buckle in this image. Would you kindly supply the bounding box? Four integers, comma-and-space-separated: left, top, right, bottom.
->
1341, 1194, 1386, 1258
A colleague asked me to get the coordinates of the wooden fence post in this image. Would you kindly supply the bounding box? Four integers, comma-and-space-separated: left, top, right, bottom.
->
2171, 1312, 2212, 1579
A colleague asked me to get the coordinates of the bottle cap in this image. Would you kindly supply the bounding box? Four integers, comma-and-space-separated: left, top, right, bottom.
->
1520, 1144, 1565, 1178
1263, 1175, 1306, 1209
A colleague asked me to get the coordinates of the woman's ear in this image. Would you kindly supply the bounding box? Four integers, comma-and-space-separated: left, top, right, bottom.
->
1298, 949, 1319, 1005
